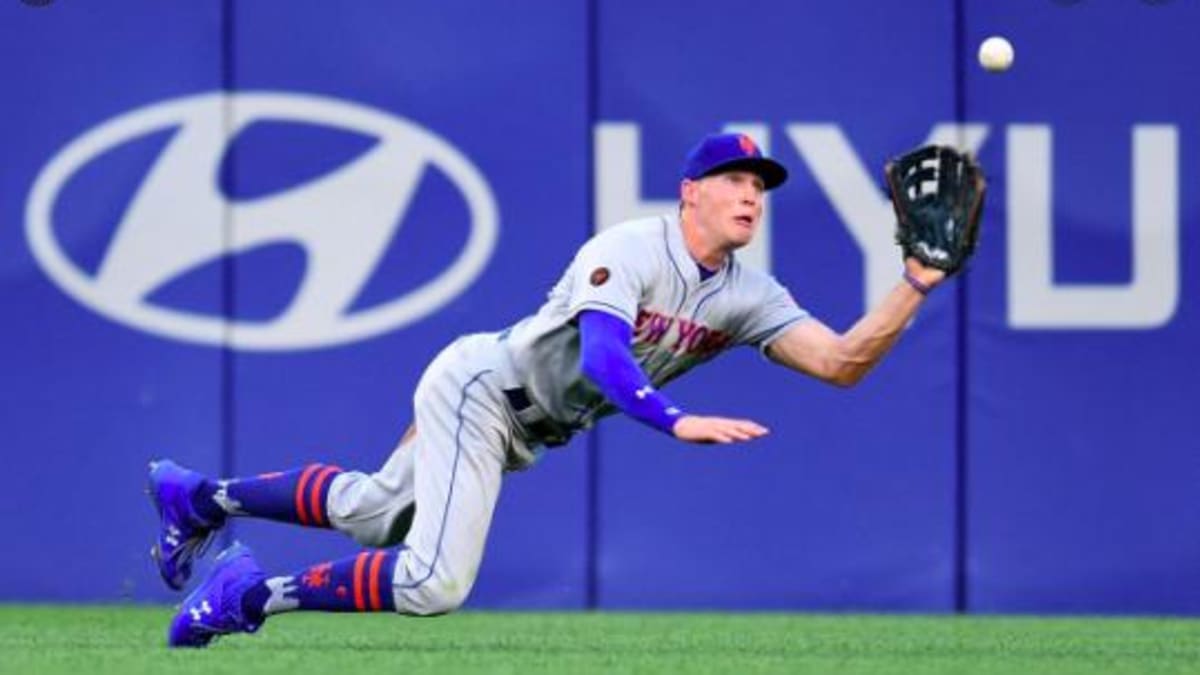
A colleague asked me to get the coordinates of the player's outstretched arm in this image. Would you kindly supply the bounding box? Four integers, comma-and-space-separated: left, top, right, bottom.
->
765, 258, 943, 388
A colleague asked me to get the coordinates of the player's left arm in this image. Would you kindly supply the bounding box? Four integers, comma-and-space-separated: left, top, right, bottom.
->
769, 143, 985, 387
765, 258, 943, 387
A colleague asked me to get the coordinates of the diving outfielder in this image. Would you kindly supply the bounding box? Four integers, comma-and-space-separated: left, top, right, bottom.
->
150, 133, 983, 647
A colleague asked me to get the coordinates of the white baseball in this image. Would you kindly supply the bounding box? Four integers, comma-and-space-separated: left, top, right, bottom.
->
978, 36, 1014, 72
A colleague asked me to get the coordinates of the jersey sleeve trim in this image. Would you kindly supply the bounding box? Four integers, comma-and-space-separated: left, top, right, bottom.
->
568, 300, 636, 325
751, 314, 810, 355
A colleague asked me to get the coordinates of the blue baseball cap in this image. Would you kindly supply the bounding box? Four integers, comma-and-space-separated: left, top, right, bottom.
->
681, 133, 788, 190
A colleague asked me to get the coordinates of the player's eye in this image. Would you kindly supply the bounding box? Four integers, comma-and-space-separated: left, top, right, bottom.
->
726, 172, 764, 193
728, 173, 764, 194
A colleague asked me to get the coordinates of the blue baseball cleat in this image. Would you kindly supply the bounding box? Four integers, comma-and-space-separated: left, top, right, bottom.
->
168, 542, 266, 648
148, 459, 225, 590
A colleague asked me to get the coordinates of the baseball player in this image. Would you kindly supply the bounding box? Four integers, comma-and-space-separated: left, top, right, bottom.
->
150, 133, 983, 647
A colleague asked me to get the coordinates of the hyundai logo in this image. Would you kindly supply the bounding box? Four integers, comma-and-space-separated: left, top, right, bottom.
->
26, 91, 499, 350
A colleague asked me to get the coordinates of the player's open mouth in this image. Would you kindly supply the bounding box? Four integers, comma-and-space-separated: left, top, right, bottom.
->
734, 215, 754, 227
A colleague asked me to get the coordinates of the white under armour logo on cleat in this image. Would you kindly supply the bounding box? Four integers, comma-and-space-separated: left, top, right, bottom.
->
188, 600, 213, 622
165, 525, 181, 547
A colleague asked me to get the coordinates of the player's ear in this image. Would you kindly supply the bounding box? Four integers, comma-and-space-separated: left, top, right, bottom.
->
680, 178, 698, 207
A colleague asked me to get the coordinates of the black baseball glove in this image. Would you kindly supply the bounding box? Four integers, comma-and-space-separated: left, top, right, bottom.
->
884, 144, 986, 276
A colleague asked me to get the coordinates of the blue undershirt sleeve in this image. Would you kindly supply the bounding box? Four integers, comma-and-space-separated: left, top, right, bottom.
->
578, 309, 684, 437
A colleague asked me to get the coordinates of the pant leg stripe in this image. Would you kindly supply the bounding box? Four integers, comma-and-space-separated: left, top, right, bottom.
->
397, 369, 492, 591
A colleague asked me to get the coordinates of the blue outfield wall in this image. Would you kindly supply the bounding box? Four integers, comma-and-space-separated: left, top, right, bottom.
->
963, 0, 1200, 613
0, 0, 1196, 614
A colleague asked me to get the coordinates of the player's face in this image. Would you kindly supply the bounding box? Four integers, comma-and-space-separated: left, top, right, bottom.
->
687, 170, 765, 248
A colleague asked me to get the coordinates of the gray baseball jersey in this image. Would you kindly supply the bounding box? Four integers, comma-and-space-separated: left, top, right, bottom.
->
320, 212, 810, 616
500, 212, 810, 436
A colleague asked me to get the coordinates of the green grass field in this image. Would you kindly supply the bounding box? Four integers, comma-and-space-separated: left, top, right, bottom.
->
2, 605, 1199, 675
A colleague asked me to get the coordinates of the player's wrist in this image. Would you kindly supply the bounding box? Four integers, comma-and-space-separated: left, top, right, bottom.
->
902, 258, 945, 294
902, 269, 934, 295
650, 405, 685, 437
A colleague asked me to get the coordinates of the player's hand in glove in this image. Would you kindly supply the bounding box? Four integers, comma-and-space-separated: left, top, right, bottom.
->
884, 144, 986, 277
672, 415, 769, 444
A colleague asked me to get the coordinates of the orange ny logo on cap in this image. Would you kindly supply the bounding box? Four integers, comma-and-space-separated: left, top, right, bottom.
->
738, 134, 758, 156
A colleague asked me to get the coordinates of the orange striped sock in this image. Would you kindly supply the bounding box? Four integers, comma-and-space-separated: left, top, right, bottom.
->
220, 463, 344, 526
250, 551, 398, 616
